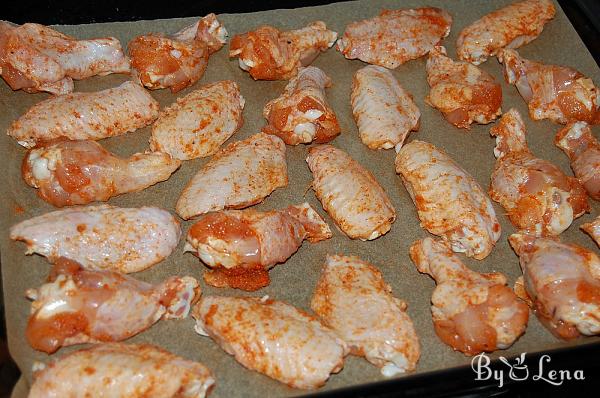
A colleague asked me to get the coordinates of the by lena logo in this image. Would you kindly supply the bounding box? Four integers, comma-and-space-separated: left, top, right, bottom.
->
471, 352, 584, 388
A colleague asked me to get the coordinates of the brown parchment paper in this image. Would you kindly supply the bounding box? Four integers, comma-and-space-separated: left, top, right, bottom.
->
2, 1, 600, 396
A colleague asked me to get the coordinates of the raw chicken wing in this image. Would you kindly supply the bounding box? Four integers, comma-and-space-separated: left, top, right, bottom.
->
410, 238, 528, 355
185, 202, 331, 291
10, 205, 181, 273
311, 254, 420, 375
192, 295, 347, 389
336, 8, 452, 69
499, 48, 600, 124
176, 133, 288, 220
581, 215, 600, 247
489, 109, 589, 236
7, 81, 159, 148
262, 66, 340, 145
426, 46, 502, 129
456, 0, 555, 65
351, 65, 420, 150
306, 145, 396, 240
22, 139, 181, 207
29, 343, 215, 398
230, 21, 337, 80
509, 233, 600, 339
26, 258, 199, 353
150, 80, 245, 160
395, 140, 501, 259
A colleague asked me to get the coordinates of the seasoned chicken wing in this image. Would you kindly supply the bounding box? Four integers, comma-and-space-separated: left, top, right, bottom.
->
7, 81, 159, 148
230, 21, 337, 80
29, 343, 215, 398
0, 20, 130, 95
311, 255, 420, 375
185, 203, 331, 291
192, 296, 347, 389
456, 0, 555, 65
509, 233, 600, 339
129, 14, 227, 92
336, 8, 452, 69
176, 133, 288, 220
581, 215, 600, 247
26, 258, 199, 354
555, 122, 600, 200
10, 205, 181, 273
395, 140, 501, 260
262, 66, 340, 145
426, 46, 502, 129
351, 65, 420, 150
499, 49, 600, 124
490, 109, 589, 236
150, 80, 244, 160
410, 238, 528, 355
307, 145, 396, 240
22, 139, 180, 207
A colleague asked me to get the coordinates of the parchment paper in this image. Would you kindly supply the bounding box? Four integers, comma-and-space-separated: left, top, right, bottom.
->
1, 1, 599, 396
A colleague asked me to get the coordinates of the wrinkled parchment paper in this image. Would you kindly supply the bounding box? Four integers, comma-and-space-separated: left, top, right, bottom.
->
1, 1, 599, 396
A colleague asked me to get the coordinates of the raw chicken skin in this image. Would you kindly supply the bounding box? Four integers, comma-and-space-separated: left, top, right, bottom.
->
29, 343, 215, 398
263, 66, 340, 145
306, 145, 396, 240
230, 21, 337, 80
581, 215, 600, 247
10, 205, 181, 273
22, 139, 181, 207
395, 140, 501, 260
0, 20, 130, 95
489, 109, 589, 236
410, 238, 529, 355
336, 8, 452, 69
176, 133, 288, 220
509, 233, 600, 339
150, 80, 245, 160
7, 81, 159, 149
185, 203, 332, 291
129, 14, 227, 92
351, 65, 420, 150
311, 255, 421, 376
499, 48, 600, 124
426, 46, 502, 129
555, 121, 600, 200
26, 258, 199, 354
192, 296, 348, 389
456, 0, 555, 65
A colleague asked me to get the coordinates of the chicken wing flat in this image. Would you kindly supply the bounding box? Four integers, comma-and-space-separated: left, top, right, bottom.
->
262, 66, 340, 145
26, 258, 199, 353
456, 0, 555, 65
351, 65, 420, 150
581, 215, 600, 247
10, 205, 181, 273
185, 202, 331, 291
22, 139, 180, 207
499, 48, 600, 124
307, 145, 396, 240
150, 80, 244, 160
29, 343, 215, 398
426, 46, 502, 129
395, 140, 501, 260
336, 8, 452, 69
509, 233, 600, 339
489, 109, 589, 236
0, 21, 130, 95
176, 132, 288, 220
7, 81, 159, 148
311, 254, 420, 376
192, 295, 347, 389
230, 21, 337, 80
410, 238, 528, 355
129, 14, 227, 92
